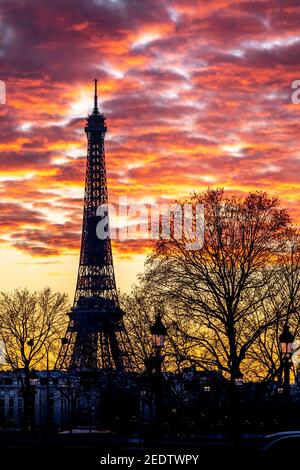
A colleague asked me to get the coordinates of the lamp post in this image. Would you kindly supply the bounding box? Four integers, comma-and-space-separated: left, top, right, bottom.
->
279, 325, 294, 398
150, 314, 167, 359
24, 339, 35, 431
229, 371, 244, 439
149, 313, 167, 438
29, 370, 39, 432
44, 340, 57, 433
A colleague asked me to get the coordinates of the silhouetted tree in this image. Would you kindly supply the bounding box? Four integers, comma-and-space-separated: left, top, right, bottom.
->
247, 231, 300, 383
0, 287, 69, 429
121, 286, 193, 373
141, 189, 291, 385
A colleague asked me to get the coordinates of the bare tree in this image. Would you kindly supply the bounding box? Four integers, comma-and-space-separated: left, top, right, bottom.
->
121, 286, 193, 373
247, 231, 300, 383
0, 287, 69, 429
121, 287, 154, 371
142, 189, 291, 386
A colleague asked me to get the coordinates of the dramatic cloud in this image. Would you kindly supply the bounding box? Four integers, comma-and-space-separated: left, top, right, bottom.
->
0, 0, 300, 292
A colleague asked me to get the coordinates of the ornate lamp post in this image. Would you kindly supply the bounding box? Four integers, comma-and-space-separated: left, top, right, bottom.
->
149, 314, 167, 437
150, 314, 167, 361
279, 325, 294, 398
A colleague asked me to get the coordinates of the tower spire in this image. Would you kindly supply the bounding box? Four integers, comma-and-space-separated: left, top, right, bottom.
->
94, 78, 98, 113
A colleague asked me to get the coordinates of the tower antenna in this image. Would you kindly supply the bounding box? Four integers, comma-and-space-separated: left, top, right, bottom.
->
94, 78, 98, 112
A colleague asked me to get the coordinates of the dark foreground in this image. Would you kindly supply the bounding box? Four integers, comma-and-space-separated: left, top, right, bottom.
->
0, 431, 292, 469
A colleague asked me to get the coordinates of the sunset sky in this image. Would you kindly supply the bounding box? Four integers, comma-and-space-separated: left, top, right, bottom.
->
0, 0, 300, 299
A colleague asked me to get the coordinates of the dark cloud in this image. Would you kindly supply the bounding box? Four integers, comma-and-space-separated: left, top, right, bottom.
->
0, 202, 45, 229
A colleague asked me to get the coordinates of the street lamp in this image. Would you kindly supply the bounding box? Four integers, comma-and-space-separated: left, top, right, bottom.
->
279, 325, 294, 398
279, 325, 294, 355
149, 313, 167, 438
150, 314, 167, 352
149, 313, 167, 380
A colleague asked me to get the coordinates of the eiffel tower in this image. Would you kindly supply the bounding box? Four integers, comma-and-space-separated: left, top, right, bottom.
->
56, 80, 131, 372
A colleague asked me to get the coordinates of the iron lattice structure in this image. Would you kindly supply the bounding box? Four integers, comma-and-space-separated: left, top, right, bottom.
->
56, 80, 132, 372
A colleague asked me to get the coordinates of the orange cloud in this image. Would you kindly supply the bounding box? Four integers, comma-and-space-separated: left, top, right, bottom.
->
0, 0, 300, 293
